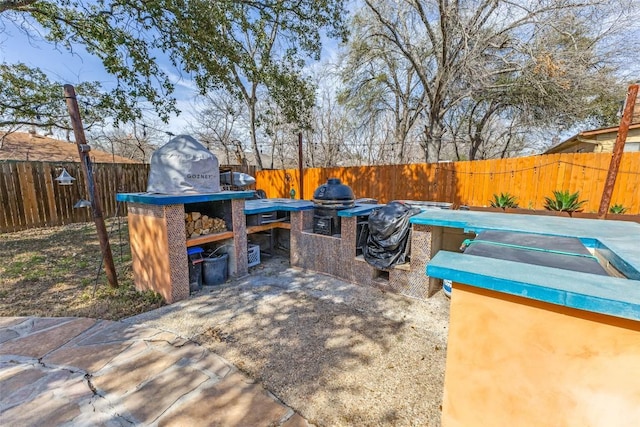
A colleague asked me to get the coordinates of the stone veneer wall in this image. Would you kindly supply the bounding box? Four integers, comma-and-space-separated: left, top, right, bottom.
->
290, 210, 372, 280
291, 212, 439, 300
389, 224, 440, 299
229, 199, 248, 277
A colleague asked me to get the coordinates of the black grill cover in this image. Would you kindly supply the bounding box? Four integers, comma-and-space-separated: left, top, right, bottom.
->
363, 201, 421, 269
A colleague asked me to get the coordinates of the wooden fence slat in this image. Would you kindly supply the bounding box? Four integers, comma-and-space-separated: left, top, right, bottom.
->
25, 162, 38, 226
30, 163, 47, 228
9, 163, 26, 229
0, 163, 12, 231
616, 154, 639, 213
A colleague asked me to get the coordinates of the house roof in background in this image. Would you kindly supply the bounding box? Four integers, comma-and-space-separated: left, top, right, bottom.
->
544, 123, 640, 154
0, 132, 139, 163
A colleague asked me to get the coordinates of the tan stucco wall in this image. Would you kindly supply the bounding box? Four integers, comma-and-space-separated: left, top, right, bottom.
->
443, 284, 640, 427
127, 204, 189, 303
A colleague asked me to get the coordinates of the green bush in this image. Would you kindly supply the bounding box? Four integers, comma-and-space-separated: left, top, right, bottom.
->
543, 190, 587, 212
489, 192, 519, 209
609, 204, 627, 214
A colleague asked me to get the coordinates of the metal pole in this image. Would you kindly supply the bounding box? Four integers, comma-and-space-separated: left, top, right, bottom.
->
298, 132, 304, 200
64, 84, 119, 288
597, 84, 639, 218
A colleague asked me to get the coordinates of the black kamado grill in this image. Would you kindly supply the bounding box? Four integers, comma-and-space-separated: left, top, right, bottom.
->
313, 178, 355, 235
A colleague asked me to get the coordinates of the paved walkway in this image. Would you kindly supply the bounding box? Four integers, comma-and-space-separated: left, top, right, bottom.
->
0, 316, 309, 426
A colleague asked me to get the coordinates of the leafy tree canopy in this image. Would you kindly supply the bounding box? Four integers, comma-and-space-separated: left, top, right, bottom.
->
0, 0, 347, 128
0, 62, 113, 132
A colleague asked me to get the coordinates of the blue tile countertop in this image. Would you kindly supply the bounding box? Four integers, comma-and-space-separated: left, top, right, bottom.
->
116, 191, 255, 205
338, 204, 385, 217
244, 199, 314, 215
411, 210, 640, 321
339, 201, 452, 217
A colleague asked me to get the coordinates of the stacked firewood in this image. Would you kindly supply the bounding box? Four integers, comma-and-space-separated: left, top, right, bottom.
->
185, 211, 227, 238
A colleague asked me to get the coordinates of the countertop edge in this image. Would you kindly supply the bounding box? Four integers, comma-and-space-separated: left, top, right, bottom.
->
427, 251, 640, 321
116, 191, 255, 204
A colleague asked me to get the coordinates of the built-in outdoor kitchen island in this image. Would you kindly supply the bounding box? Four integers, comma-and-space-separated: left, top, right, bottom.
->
117, 184, 459, 304
289, 201, 456, 299
116, 176, 640, 424
116, 191, 254, 303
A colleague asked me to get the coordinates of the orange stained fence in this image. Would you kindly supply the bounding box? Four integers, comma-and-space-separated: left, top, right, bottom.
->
255, 152, 640, 215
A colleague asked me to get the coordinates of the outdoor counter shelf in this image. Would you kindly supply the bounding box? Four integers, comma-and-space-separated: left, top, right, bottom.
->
412, 209, 640, 319
244, 198, 314, 215
116, 190, 255, 204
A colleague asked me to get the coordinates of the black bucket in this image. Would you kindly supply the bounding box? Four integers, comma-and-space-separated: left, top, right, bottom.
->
187, 247, 204, 292
203, 253, 229, 286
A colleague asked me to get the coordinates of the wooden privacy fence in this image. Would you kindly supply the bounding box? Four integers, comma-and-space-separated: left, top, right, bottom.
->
0, 161, 149, 232
3, 153, 639, 232
256, 152, 640, 215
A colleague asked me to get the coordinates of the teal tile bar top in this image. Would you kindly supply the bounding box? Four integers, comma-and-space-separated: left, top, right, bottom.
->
338, 204, 384, 217
339, 201, 452, 217
427, 251, 640, 321
244, 199, 314, 215
116, 191, 255, 205
411, 210, 640, 279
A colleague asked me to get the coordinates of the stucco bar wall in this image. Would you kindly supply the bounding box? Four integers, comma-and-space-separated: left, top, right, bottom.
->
443, 284, 640, 427
127, 203, 189, 303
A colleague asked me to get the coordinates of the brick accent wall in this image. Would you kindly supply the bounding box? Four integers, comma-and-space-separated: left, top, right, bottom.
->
291, 213, 439, 300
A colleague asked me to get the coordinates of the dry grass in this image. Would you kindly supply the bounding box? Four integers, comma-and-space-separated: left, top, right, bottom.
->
0, 219, 164, 320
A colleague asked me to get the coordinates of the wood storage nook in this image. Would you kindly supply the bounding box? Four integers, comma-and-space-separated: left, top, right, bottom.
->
185, 211, 227, 239
116, 191, 254, 303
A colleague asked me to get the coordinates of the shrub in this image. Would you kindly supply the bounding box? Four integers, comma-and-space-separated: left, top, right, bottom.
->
609, 204, 627, 214
489, 192, 519, 209
543, 190, 587, 212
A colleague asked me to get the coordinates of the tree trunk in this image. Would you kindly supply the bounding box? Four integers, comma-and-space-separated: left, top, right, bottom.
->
248, 99, 263, 170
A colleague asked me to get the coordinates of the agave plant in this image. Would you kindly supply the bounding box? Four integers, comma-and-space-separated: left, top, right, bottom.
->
544, 190, 587, 212
609, 204, 627, 214
489, 192, 519, 209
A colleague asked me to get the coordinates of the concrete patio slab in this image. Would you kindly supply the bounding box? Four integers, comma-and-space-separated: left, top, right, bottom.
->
0, 316, 306, 426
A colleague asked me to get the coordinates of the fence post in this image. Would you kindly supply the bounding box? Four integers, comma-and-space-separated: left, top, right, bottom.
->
598, 84, 639, 218
64, 84, 119, 288
298, 132, 304, 199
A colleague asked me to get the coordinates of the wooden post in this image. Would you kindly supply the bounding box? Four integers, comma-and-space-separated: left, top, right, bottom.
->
64, 84, 119, 288
598, 84, 639, 218
298, 132, 304, 200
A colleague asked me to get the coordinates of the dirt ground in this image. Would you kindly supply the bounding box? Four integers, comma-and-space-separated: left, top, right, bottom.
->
0, 220, 163, 319
127, 251, 451, 427
2, 222, 451, 426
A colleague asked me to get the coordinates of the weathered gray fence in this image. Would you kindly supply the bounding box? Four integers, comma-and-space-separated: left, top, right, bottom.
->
0, 161, 149, 232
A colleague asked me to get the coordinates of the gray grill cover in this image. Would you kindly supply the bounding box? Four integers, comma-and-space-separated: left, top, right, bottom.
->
147, 135, 220, 194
